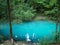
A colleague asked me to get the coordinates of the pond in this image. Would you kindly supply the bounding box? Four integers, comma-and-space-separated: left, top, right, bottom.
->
0, 20, 60, 42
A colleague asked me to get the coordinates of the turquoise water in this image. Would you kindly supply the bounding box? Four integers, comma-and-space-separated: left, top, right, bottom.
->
0, 21, 60, 42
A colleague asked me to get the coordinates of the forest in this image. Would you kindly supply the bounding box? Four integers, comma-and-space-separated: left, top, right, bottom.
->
0, 0, 60, 23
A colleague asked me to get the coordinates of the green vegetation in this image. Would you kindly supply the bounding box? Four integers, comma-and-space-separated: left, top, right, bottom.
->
0, 0, 60, 44
0, 0, 60, 23
11, 3, 36, 23
0, 35, 4, 43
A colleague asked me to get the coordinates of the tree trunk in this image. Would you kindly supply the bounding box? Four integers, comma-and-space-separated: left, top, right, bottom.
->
7, 0, 13, 43
55, 20, 59, 43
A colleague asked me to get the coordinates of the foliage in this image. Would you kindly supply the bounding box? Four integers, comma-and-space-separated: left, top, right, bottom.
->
0, 0, 60, 23
0, 0, 7, 20
26, 0, 59, 18
11, 3, 36, 22
31, 0, 57, 8
0, 35, 4, 43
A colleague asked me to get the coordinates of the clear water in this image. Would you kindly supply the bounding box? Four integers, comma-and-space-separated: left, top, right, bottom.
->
0, 21, 60, 42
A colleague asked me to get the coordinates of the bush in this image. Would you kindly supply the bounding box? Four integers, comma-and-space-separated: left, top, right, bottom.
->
0, 35, 4, 43
11, 3, 36, 23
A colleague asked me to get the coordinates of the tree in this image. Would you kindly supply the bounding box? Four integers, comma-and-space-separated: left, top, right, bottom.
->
7, 0, 13, 44
0, 0, 7, 22
11, 2, 36, 23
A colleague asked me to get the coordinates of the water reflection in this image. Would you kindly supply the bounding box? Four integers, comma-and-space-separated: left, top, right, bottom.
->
26, 33, 31, 42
